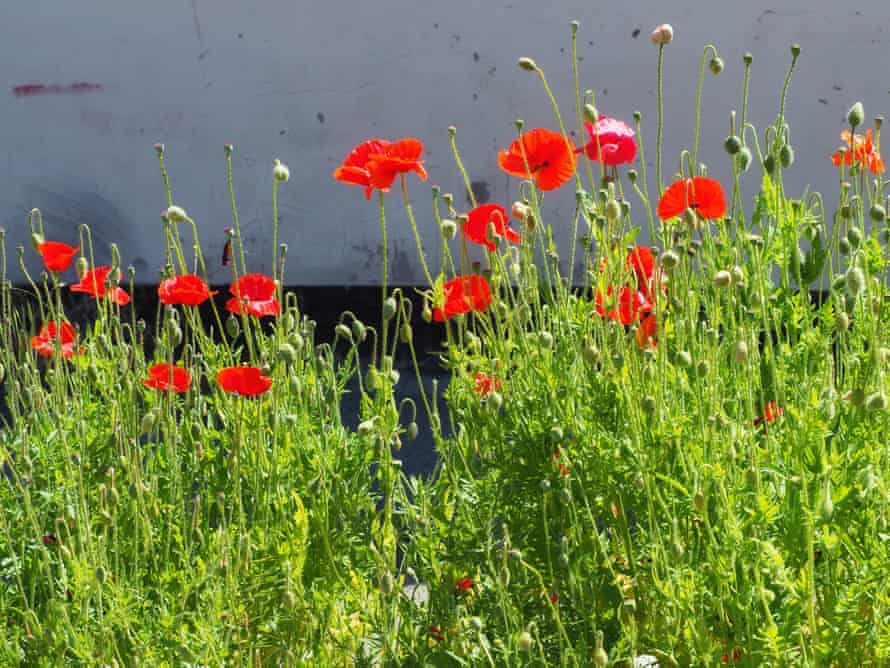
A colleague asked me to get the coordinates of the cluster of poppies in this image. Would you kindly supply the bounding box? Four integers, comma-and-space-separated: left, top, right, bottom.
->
334, 120, 728, 344
30, 242, 278, 397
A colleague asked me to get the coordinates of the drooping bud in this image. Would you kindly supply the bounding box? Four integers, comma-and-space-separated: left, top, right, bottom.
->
708, 57, 724, 75
165, 205, 188, 223
846, 227, 863, 249
650, 24, 674, 46
659, 250, 680, 271
845, 267, 866, 297
713, 270, 732, 288
517, 631, 534, 653
511, 202, 530, 221
75, 257, 89, 280
866, 392, 888, 411
334, 323, 352, 342
382, 297, 397, 321
517, 57, 538, 71
225, 314, 241, 339
605, 199, 622, 222
730, 266, 745, 285
441, 218, 457, 240
763, 155, 776, 175
779, 144, 795, 168
734, 339, 749, 365
583, 103, 599, 124
675, 350, 692, 368
276, 343, 298, 366
724, 135, 742, 155
869, 204, 886, 222
737, 146, 753, 171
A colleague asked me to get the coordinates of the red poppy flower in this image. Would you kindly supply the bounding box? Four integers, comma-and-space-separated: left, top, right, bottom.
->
38, 241, 79, 272
158, 274, 216, 306
42, 534, 58, 546
455, 577, 473, 594
143, 363, 191, 393
498, 128, 576, 191
334, 139, 390, 199
432, 275, 492, 322
366, 138, 428, 190
637, 314, 658, 349
595, 286, 652, 325
626, 246, 656, 293
474, 372, 501, 398
225, 273, 280, 318
832, 129, 885, 174
70, 266, 131, 305
31, 321, 80, 358
754, 401, 784, 426
217, 366, 273, 397
656, 177, 727, 221
429, 625, 444, 642
579, 116, 637, 166
463, 204, 520, 251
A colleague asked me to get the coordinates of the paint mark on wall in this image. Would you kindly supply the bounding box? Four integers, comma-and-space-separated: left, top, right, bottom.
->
12, 82, 104, 98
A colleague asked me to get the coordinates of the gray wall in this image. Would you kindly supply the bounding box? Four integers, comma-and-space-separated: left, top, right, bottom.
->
2, 1, 887, 285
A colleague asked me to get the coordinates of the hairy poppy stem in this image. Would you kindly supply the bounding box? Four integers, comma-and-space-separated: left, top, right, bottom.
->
400, 176, 433, 287
656, 44, 666, 195
691, 45, 719, 173
225, 147, 248, 277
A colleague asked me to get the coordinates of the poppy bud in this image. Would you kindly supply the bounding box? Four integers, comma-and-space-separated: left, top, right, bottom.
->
696, 359, 710, 378
869, 204, 886, 222
734, 339, 749, 365
724, 135, 741, 155
693, 490, 706, 514
166, 321, 183, 346
487, 391, 503, 411
511, 201, 530, 221
276, 343, 298, 366
790, 43, 801, 58
382, 297, 397, 321
225, 315, 240, 339
763, 155, 776, 175
549, 426, 564, 443
844, 228, 862, 252
399, 322, 412, 343
30, 232, 45, 252
845, 387, 866, 407
154, 143, 165, 156
517, 57, 537, 71
583, 103, 599, 124
737, 146, 753, 171
95, 566, 107, 585
713, 270, 732, 288
335, 323, 352, 342
421, 304, 433, 323
659, 250, 680, 272
627, 169, 638, 183
743, 52, 753, 65
406, 421, 419, 440
165, 205, 188, 223
650, 23, 674, 45
75, 257, 89, 280
512, 630, 533, 653
539, 331, 554, 349
289, 333, 304, 351
357, 420, 375, 437
272, 159, 290, 183
440, 219, 457, 240
866, 392, 887, 411
820, 483, 834, 523
730, 266, 745, 285
682, 207, 698, 226
779, 144, 794, 168
380, 572, 395, 594
708, 57, 724, 75
838, 238, 851, 255
845, 267, 866, 297
582, 343, 600, 365
675, 350, 692, 368
847, 102, 865, 128
640, 396, 656, 414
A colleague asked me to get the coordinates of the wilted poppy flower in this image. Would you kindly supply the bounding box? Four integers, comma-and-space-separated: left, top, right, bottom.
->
38, 241, 79, 273
754, 401, 784, 426
143, 363, 191, 393
474, 372, 501, 398
217, 366, 273, 397
831, 129, 885, 174
70, 266, 131, 305
432, 275, 492, 322
636, 314, 658, 349
657, 177, 727, 221
158, 274, 216, 306
366, 138, 428, 190
455, 577, 473, 594
225, 273, 280, 318
595, 286, 652, 325
579, 116, 637, 166
498, 128, 576, 191
31, 321, 80, 358
463, 204, 520, 251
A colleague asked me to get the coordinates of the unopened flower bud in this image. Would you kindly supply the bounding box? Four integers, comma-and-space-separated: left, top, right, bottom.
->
724, 135, 741, 155
866, 392, 888, 411
487, 391, 503, 411
734, 339, 749, 365
743, 52, 754, 65
95, 566, 107, 585
272, 159, 290, 183
511, 201, 530, 220
517, 57, 538, 71
675, 350, 692, 368
140, 411, 156, 435
650, 23, 674, 45
847, 102, 865, 128
659, 250, 680, 271
539, 331, 554, 349
357, 420, 375, 437
627, 169, 638, 182
713, 270, 732, 288
399, 322, 412, 343
790, 43, 801, 58
779, 144, 794, 168
30, 232, 45, 252
382, 297, 397, 321
517, 631, 534, 652
737, 145, 753, 171
845, 267, 866, 297
838, 238, 852, 255
641, 395, 656, 414
763, 155, 776, 175
582, 343, 600, 365
846, 387, 866, 406
730, 266, 745, 285
225, 314, 240, 339
846, 227, 863, 249
583, 103, 599, 124
441, 218, 457, 240
605, 199, 622, 222
276, 343, 298, 366
869, 204, 886, 222
335, 323, 352, 342
75, 257, 89, 280
708, 57, 724, 75
165, 205, 188, 223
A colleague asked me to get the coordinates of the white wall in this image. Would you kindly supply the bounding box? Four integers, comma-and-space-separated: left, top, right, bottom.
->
1, 1, 886, 284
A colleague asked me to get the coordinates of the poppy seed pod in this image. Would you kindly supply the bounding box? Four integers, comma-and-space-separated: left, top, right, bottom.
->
440, 219, 457, 240
272, 159, 290, 183
847, 102, 865, 128
708, 57, 724, 75
517, 57, 537, 71
650, 23, 674, 45
165, 205, 188, 223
